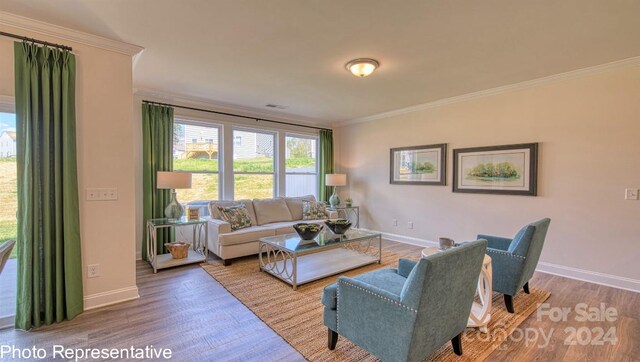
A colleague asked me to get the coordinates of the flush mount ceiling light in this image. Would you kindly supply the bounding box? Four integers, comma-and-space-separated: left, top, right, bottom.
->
345, 58, 379, 77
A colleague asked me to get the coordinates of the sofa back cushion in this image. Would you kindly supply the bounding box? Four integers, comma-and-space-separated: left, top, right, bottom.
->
284, 195, 317, 220
209, 199, 257, 226
253, 198, 293, 225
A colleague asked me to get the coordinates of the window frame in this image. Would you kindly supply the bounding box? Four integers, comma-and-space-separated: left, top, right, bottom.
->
232, 126, 278, 199
284, 132, 319, 198
172, 118, 223, 201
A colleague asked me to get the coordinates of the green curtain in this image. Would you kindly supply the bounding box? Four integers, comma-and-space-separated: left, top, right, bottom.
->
14, 42, 83, 330
142, 103, 174, 260
318, 129, 334, 202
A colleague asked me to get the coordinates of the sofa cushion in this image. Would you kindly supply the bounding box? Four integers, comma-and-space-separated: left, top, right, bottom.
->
209, 200, 257, 226
284, 195, 316, 220
218, 226, 275, 246
218, 204, 252, 231
253, 198, 293, 225
302, 200, 328, 220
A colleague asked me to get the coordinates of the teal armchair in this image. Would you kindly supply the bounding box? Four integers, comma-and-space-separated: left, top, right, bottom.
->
479, 218, 550, 313
321, 240, 487, 362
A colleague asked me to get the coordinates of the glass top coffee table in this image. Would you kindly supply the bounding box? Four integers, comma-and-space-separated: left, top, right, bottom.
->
259, 229, 382, 290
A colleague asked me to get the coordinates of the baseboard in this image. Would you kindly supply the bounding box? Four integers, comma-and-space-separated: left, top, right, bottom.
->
536, 262, 640, 293
136, 251, 142, 261
0, 315, 14, 330
365, 228, 640, 294
83, 286, 140, 311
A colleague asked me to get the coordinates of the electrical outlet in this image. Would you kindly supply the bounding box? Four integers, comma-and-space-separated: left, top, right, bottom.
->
86, 189, 100, 201
87, 264, 100, 278
408, 221, 414, 229
86, 188, 118, 201
625, 188, 639, 200
392, 219, 398, 227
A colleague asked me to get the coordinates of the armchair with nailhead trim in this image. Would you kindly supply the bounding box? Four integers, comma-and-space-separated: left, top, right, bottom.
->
479, 218, 551, 313
321, 240, 487, 362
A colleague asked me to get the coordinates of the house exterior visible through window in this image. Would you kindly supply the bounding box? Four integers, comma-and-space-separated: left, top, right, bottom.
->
285, 134, 318, 198
173, 120, 221, 204
233, 129, 275, 199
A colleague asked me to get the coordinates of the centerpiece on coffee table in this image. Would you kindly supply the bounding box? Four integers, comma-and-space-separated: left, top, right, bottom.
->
324, 219, 352, 235
293, 223, 324, 240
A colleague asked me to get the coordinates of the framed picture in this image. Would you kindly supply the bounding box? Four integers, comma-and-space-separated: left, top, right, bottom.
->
390, 144, 446, 185
453, 143, 538, 196
188, 207, 200, 220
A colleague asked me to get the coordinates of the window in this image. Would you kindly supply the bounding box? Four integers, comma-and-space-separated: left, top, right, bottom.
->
173, 121, 220, 203
233, 129, 275, 199
0, 111, 17, 327
285, 135, 318, 198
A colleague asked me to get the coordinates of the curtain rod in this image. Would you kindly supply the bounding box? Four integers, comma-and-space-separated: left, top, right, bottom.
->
142, 100, 331, 131
0, 31, 73, 51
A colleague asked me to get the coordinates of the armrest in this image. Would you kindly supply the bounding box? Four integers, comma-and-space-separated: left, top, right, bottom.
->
206, 217, 232, 252
478, 234, 512, 251
398, 258, 417, 278
335, 276, 417, 356
486, 248, 526, 295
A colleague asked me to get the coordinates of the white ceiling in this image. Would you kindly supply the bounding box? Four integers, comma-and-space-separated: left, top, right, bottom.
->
1, 1, 640, 124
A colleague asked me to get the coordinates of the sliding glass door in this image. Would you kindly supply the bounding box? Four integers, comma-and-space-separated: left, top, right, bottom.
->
0, 111, 17, 328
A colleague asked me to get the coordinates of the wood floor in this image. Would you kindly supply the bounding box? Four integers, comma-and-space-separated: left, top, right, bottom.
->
0, 240, 638, 361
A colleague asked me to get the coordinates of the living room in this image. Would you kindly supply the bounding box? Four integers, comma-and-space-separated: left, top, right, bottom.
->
0, 1, 638, 361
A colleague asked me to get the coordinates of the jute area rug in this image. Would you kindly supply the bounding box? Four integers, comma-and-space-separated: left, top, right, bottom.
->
201, 250, 550, 361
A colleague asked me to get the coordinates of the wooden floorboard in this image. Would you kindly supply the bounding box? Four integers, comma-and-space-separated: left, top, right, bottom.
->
0, 240, 637, 361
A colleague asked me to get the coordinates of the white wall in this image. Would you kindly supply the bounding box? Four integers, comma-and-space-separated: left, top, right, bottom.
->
0, 25, 139, 309
335, 64, 640, 288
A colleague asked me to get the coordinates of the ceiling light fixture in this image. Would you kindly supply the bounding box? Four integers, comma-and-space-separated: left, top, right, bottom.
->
345, 58, 379, 77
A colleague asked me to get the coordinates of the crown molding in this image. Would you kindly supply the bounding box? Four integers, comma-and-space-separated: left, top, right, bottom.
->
0, 10, 144, 56
334, 55, 640, 128
134, 87, 331, 129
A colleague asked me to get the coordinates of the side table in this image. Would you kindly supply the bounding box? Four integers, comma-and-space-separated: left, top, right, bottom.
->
146, 217, 208, 273
421, 246, 492, 333
327, 205, 360, 228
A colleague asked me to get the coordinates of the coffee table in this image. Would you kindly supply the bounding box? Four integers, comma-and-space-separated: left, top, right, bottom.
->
259, 229, 382, 290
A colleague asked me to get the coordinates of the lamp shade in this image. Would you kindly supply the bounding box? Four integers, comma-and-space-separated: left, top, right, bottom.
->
325, 174, 347, 187
157, 171, 192, 189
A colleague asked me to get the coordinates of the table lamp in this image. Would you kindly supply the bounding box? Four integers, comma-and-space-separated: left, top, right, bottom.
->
325, 174, 347, 208
157, 171, 192, 220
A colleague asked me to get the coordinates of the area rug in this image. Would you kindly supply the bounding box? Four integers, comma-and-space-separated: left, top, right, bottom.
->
201, 251, 550, 361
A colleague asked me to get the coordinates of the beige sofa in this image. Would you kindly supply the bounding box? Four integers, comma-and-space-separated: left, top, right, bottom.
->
206, 196, 337, 265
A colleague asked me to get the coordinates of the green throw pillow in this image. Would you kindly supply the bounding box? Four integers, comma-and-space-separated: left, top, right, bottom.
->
218, 204, 252, 231
302, 201, 328, 220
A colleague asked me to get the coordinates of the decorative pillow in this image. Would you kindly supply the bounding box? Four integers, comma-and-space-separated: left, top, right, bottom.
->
302, 200, 328, 220
218, 205, 252, 231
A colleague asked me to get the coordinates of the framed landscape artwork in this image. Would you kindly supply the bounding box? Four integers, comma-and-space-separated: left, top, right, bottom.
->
453, 143, 538, 196
390, 144, 446, 185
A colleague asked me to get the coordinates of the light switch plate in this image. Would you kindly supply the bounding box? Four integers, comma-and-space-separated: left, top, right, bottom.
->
625, 188, 639, 200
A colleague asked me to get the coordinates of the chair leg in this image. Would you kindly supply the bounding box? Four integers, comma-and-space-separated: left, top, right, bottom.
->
504, 294, 515, 313
328, 328, 338, 350
523, 282, 530, 294
451, 333, 463, 356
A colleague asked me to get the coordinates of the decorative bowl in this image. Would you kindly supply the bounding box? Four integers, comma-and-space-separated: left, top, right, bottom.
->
324, 219, 352, 235
293, 223, 323, 240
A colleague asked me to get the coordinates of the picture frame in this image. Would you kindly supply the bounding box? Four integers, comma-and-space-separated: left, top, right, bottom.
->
453, 143, 538, 196
188, 207, 200, 220
390, 144, 446, 185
